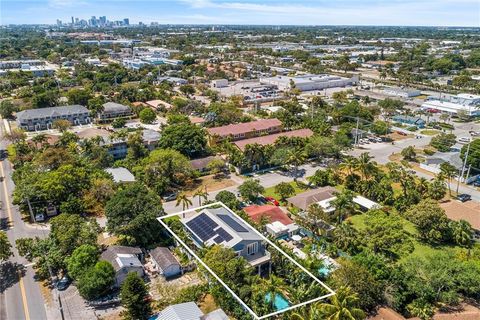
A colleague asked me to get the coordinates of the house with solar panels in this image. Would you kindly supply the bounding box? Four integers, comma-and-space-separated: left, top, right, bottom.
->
181, 207, 271, 275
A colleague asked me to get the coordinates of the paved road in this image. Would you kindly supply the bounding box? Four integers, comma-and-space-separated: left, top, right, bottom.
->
162, 164, 319, 214
349, 134, 480, 201
0, 120, 50, 320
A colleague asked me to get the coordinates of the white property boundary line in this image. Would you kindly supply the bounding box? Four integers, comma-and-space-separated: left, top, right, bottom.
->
157, 201, 335, 320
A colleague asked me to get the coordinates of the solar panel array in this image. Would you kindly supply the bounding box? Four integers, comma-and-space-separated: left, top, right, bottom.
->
186, 213, 218, 242
186, 213, 234, 244
217, 214, 249, 232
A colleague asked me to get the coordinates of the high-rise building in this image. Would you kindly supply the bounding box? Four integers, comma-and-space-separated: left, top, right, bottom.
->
123, 18, 129, 26
56, 19, 62, 26
71, 16, 74, 24
99, 16, 106, 25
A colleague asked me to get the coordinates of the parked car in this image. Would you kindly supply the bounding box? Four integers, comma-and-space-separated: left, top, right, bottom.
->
473, 180, 480, 187
264, 196, 280, 206
458, 137, 471, 144
457, 194, 471, 202
35, 213, 46, 222
162, 193, 177, 202
396, 131, 407, 136
56, 276, 71, 291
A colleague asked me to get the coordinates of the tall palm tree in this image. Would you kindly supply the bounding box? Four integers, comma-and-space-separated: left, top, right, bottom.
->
31, 133, 48, 150
318, 286, 366, 320
356, 152, 377, 181
176, 192, 192, 217
339, 156, 359, 177
193, 187, 208, 206
330, 190, 356, 223
286, 148, 307, 180
439, 162, 457, 196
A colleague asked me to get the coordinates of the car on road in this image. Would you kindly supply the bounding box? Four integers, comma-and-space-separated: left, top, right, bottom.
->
396, 131, 407, 136
56, 276, 71, 291
474, 180, 480, 187
457, 194, 472, 202
162, 193, 177, 202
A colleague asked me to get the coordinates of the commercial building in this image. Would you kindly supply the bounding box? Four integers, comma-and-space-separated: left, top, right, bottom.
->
181, 207, 271, 274
16, 105, 91, 131
207, 118, 283, 144
260, 74, 358, 92
392, 115, 426, 128
383, 87, 421, 98
421, 94, 480, 117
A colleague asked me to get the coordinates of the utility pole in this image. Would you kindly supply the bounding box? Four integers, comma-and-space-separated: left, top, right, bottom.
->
456, 138, 471, 194
354, 116, 360, 147
26, 197, 35, 222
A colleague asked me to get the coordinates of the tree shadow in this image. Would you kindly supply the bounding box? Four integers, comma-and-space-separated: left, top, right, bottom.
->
0, 261, 26, 293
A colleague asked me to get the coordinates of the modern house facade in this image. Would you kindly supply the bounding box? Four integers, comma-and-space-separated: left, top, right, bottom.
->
16, 105, 91, 131
181, 207, 271, 274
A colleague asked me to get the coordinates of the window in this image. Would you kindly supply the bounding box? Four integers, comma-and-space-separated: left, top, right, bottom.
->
247, 242, 258, 255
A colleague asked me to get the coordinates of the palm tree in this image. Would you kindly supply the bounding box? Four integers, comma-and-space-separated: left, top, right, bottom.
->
31, 133, 48, 150
330, 190, 356, 223
450, 220, 472, 247
356, 152, 377, 181
286, 148, 307, 180
176, 192, 192, 217
318, 286, 366, 320
439, 162, 457, 196
193, 187, 208, 206
339, 156, 359, 177
255, 275, 289, 312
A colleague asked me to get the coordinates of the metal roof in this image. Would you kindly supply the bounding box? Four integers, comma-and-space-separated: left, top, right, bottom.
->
105, 167, 136, 183
16, 105, 89, 121
156, 302, 203, 320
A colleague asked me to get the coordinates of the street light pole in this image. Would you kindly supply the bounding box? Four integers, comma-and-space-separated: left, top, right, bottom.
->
456, 138, 471, 194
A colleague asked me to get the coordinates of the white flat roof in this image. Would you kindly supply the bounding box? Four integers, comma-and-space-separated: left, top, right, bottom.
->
353, 195, 380, 210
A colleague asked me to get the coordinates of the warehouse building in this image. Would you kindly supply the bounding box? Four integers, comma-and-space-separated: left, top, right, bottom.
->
260, 74, 358, 92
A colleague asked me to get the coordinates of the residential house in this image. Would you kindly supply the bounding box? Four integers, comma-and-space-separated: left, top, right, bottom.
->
244, 205, 299, 239
286, 187, 337, 212
440, 201, 480, 239
142, 129, 161, 151
181, 207, 271, 274
190, 156, 224, 174
206, 118, 283, 145
422, 152, 463, 175
233, 128, 313, 151
16, 105, 91, 131
98, 102, 132, 121
154, 302, 229, 320
100, 246, 144, 287
150, 247, 182, 279
105, 167, 136, 183
145, 99, 174, 110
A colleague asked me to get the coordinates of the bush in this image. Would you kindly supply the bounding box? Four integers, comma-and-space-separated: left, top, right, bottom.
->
112, 118, 126, 128
430, 133, 456, 152
423, 148, 435, 156
77, 261, 115, 300
406, 126, 418, 132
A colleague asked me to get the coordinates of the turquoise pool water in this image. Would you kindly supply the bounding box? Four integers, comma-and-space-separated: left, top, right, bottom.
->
265, 293, 290, 310
318, 265, 330, 276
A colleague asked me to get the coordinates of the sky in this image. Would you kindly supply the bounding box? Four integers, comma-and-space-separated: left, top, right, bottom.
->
1, 0, 479, 27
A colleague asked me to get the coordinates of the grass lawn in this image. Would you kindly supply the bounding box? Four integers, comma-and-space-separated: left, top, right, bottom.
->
263, 181, 309, 201
420, 129, 441, 136
348, 211, 466, 261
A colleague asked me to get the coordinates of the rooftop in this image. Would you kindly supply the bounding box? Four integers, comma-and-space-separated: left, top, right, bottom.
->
440, 200, 480, 231
102, 102, 131, 112
16, 105, 89, 121
233, 128, 313, 151
287, 186, 337, 211
244, 205, 293, 226
105, 167, 136, 183
207, 118, 282, 137
150, 247, 180, 271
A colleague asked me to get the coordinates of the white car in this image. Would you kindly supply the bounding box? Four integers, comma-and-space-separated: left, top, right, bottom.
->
458, 137, 471, 144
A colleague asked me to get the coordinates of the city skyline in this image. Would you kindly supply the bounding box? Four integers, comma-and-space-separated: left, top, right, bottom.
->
1, 0, 479, 27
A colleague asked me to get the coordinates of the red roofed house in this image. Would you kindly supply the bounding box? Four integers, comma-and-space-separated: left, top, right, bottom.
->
244, 205, 299, 238
206, 118, 282, 145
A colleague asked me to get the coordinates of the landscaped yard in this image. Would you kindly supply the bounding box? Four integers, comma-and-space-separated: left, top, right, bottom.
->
420, 129, 441, 136
263, 180, 309, 200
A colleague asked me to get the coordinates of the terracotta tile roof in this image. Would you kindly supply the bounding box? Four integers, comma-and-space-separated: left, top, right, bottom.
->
440, 200, 480, 230
244, 205, 293, 225
207, 118, 282, 137
287, 186, 337, 211
234, 128, 313, 151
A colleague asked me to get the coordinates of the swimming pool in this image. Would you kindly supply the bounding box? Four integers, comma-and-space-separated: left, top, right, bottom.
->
265, 293, 290, 310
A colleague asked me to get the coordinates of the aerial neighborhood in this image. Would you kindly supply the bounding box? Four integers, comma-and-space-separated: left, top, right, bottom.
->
0, 9, 480, 320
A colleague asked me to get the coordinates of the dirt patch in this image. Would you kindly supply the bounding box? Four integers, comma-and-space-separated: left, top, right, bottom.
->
184, 174, 237, 196
387, 132, 414, 141
198, 294, 219, 314
40, 280, 53, 306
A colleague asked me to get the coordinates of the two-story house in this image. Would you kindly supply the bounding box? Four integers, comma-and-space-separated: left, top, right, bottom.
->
206, 118, 282, 145
181, 207, 271, 275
